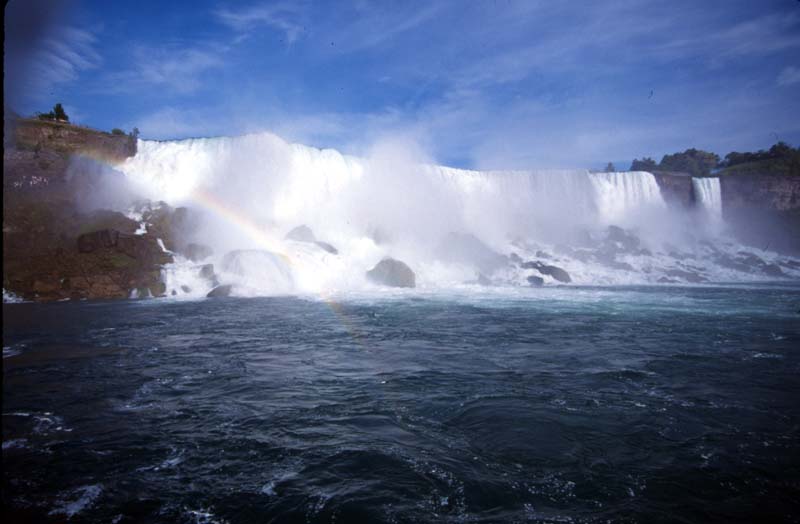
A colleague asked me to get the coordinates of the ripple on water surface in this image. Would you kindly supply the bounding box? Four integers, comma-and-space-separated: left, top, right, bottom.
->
2, 284, 800, 522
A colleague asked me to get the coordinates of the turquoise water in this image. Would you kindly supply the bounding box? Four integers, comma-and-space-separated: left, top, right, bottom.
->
3, 284, 800, 522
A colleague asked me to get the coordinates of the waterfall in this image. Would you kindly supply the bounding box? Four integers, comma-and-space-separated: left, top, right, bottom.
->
692, 177, 722, 221
112, 132, 799, 291
588, 171, 666, 225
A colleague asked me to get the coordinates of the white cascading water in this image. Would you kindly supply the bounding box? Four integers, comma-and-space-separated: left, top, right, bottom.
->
589, 171, 666, 224
692, 177, 723, 223
116, 132, 797, 297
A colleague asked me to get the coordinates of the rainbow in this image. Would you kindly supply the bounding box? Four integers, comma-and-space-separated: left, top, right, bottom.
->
189, 188, 293, 265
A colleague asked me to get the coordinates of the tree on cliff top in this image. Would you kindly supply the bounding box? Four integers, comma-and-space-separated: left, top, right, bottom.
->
605, 162, 616, 172
53, 103, 68, 122
36, 103, 69, 122
720, 142, 800, 176
630, 157, 657, 171
659, 148, 719, 177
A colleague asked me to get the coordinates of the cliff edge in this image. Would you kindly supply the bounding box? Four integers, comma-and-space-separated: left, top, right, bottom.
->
3, 117, 181, 302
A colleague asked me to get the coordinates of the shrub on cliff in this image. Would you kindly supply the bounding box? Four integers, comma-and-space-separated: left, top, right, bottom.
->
111, 128, 125, 135
720, 142, 800, 176
53, 103, 69, 121
659, 148, 719, 177
36, 103, 69, 122
630, 157, 657, 171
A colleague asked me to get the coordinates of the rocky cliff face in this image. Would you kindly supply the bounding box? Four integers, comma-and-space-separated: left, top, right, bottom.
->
720, 173, 800, 254
652, 171, 695, 208
3, 117, 178, 302
12, 118, 136, 163
720, 173, 800, 212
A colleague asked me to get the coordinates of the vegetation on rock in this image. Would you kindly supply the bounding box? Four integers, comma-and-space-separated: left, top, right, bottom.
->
37, 103, 69, 122
631, 142, 799, 177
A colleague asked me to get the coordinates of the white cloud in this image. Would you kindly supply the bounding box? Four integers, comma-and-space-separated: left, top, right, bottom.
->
777, 66, 800, 86
214, 2, 307, 44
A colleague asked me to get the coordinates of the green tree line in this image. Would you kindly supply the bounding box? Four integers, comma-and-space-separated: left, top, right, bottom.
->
630, 142, 800, 177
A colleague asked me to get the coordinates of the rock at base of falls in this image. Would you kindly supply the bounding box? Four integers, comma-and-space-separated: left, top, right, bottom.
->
366, 258, 416, 288
527, 275, 544, 287
207, 284, 233, 297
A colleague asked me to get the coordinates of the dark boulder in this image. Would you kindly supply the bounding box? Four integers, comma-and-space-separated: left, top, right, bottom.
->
285, 225, 338, 254
366, 258, 416, 288
527, 275, 544, 287
762, 264, 785, 278
181, 242, 213, 261
606, 226, 640, 252
314, 241, 338, 255
521, 261, 572, 283
198, 264, 220, 287
199, 264, 216, 280
285, 225, 316, 243
207, 284, 233, 298
77, 229, 119, 253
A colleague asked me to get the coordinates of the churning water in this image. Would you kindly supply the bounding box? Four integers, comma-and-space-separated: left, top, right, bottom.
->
4, 285, 800, 522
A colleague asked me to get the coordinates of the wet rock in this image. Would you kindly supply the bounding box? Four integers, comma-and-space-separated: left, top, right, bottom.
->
762, 264, 784, 278
540, 264, 571, 283
180, 285, 191, 293
207, 284, 233, 297
285, 225, 316, 243
607, 260, 635, 271
181, 242, 213, 262
366, 258, 416, 288
713, 253, 751, 272
521, 261, 572, 283
77, 229, 119, 253
148, 281, 167, 297
780, 258, 800, 270
199, 264, 216, 281
606, 225, 641, 252
285, 225, 338, 254
527, 275, 544, 287
314, 241, 338, 255
140, 204, 194, 252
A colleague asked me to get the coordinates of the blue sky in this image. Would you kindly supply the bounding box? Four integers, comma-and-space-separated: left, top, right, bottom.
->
5, 0, 800, 169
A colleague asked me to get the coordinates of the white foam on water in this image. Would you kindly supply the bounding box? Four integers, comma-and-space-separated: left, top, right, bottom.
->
49, 484, 103, 518
3, 288, 26, 303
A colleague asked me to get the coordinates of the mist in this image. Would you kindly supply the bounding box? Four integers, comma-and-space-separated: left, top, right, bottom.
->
99, 129, 800, 298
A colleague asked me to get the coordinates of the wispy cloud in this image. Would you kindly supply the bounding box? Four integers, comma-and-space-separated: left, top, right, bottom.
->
6, 24, 101, 105
214, 2, 307, 44
104, 45, 223, 94
777, 66, 800, 86
654, 11, 800, 63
